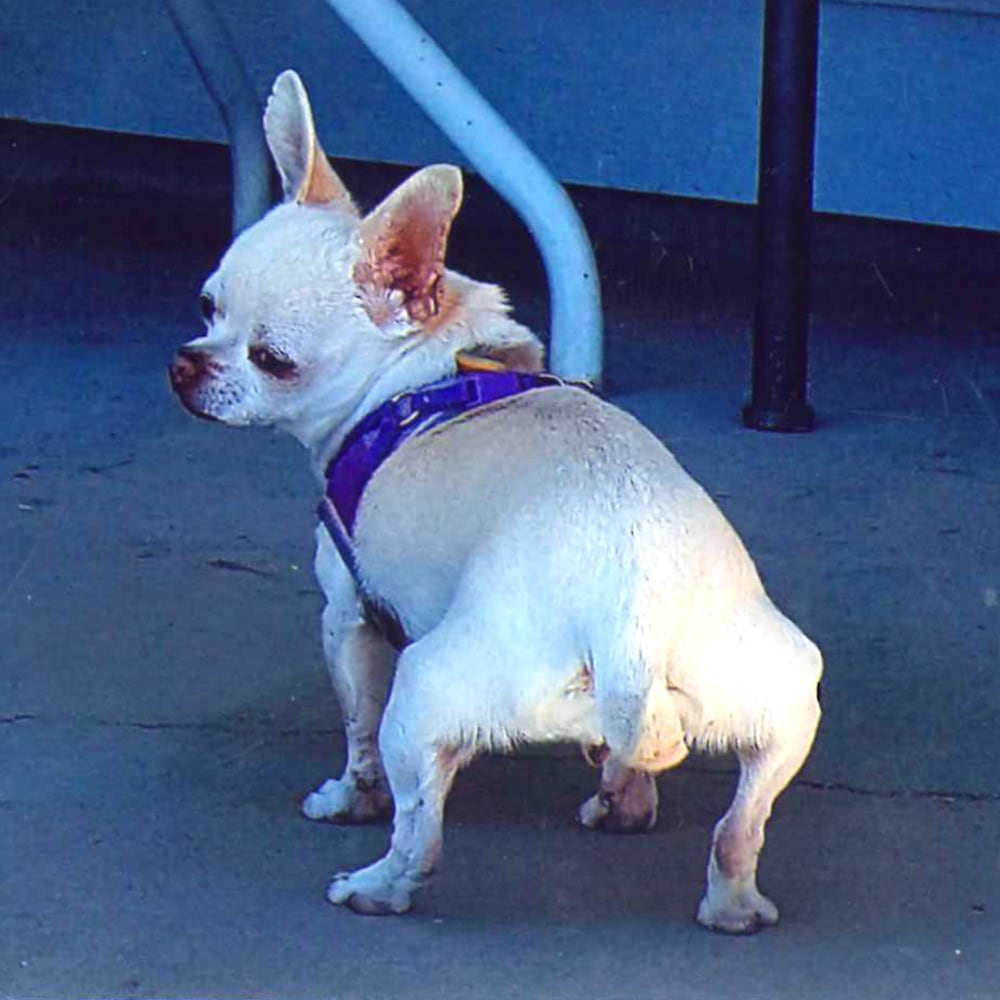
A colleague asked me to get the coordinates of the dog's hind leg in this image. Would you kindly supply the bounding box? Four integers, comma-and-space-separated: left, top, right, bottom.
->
327, 627, 475, 914
578, 750, 659, 833
303, 618, 396, 823
696, 702, 820, 934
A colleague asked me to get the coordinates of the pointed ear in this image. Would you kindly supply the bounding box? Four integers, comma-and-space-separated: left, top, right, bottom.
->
263, 70, 356, 210
355, 165, 464, 325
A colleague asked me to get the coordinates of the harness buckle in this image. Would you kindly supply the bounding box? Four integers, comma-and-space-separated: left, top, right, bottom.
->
391, 390, 422, 428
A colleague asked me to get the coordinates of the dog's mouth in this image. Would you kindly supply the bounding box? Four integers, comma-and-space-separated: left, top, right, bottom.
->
170, 380, 222, 423
168, 349, 223, 423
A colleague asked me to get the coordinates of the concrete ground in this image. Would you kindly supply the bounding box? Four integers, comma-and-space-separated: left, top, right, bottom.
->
2, 142, 1000, 998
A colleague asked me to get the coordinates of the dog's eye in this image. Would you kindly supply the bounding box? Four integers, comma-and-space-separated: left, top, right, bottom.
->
199, 293, 216, 322
249, 345, 297, 380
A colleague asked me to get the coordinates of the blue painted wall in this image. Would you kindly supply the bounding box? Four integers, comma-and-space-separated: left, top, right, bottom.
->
3, 0, 1000, 230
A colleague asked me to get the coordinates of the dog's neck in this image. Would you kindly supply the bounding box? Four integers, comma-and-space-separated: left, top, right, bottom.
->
305, 345, 456, 478
298, 271, 544, 479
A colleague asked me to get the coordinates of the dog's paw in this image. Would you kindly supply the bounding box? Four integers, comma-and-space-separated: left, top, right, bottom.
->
696, 885, 779, 935
577, 792, 656, 834
326, 860, 413, 916
577, 791, 610, 829
302, 777, 392, 824
577, 773, 657, 834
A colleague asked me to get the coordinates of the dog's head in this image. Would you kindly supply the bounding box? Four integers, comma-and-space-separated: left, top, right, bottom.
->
169, 70, 541, 449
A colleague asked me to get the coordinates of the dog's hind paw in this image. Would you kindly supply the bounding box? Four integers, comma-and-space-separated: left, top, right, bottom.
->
302, 777, 392, 824
577, 792, 608, 829
577, 767, 658, 834
577, 791, 656, 833
327, 861, 413, 916
696, 886, 779, 935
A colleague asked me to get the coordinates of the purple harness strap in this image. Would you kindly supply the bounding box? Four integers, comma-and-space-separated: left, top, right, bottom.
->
318, 370, 570, 589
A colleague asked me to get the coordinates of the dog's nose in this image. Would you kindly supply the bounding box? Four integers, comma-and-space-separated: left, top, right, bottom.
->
169, 346, 208, 388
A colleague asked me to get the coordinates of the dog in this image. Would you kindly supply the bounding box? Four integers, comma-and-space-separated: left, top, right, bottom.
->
169, 70, 822, 934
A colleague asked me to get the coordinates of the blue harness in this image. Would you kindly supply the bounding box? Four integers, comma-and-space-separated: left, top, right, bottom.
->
318, 370, 571, 609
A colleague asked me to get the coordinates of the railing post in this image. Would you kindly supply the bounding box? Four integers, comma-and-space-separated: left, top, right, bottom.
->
743, 0, 820, 432
165, 0, 271, 235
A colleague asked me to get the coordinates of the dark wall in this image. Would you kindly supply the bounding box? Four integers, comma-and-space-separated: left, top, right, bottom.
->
4, 0, 1000, 230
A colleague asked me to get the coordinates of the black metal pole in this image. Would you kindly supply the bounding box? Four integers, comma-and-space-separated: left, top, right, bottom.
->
743, 0, 820, 432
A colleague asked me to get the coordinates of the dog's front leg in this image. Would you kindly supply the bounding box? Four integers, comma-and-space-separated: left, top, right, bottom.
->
303, 537, 396, 823
302, 617, 396, 822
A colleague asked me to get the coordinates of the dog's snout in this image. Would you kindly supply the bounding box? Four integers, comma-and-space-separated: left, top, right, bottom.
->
168, 346, 223, 422
170, 346, 208, 388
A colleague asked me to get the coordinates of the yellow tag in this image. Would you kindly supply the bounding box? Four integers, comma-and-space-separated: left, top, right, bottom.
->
455, 351, 507, 373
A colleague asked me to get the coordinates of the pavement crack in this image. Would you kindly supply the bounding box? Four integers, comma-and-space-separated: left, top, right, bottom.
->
7, 716, 1000, 805
2, 714, 340, 737
206, 558, 277, 579
120, 720, 221, 732
79, 456, 135, 476
0, 714, 255, 734
680, 762, 1000, 805
794, 777, 1000, 805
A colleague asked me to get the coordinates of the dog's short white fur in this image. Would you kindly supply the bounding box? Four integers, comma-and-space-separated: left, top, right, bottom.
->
169, 70, 822, 934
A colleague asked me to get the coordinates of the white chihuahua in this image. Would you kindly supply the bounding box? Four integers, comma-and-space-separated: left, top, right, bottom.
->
169, 70, 822, 934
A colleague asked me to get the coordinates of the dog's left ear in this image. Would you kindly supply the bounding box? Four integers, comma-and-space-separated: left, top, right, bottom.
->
355, 165, 463, 327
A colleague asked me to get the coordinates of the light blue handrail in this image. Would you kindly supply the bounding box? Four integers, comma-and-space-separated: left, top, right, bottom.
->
327, 0, 603, 384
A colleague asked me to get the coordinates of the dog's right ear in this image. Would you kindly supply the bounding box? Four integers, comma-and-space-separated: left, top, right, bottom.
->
264, 70, 357, 212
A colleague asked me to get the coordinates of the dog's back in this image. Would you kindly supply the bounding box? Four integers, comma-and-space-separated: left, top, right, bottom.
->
354, 385, 819, 763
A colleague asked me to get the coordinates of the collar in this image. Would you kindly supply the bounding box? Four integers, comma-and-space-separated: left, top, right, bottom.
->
317, 369, 569, 585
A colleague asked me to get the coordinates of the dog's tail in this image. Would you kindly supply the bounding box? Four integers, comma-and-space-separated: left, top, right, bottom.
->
598, 678, 690, 772
592, 618, 691, 772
